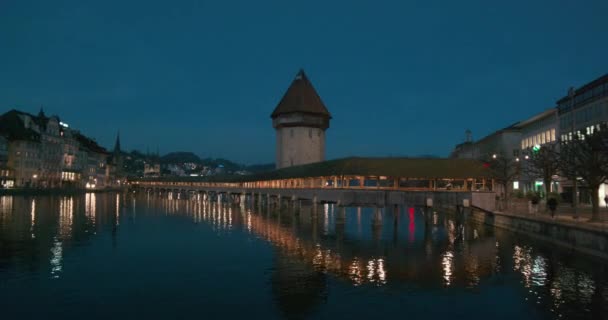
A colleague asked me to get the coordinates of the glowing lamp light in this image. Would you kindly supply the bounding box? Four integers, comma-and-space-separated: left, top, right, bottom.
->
532, 145, 541, 152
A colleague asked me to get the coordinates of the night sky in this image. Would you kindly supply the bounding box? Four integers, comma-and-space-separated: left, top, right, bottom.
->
1, 0, 607, 164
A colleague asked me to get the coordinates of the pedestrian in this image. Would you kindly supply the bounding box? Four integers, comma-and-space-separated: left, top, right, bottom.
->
604, 195, 608, 208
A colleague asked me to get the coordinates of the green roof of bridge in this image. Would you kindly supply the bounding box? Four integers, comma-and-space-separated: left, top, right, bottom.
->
135, 157, 491, 183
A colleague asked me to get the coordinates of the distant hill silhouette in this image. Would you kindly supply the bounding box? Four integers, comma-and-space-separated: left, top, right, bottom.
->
160, 152, 201, 164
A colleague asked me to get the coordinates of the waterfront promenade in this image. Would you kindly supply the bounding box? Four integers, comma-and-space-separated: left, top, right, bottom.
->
502, 202, 608, 229
471, 202, 608, 260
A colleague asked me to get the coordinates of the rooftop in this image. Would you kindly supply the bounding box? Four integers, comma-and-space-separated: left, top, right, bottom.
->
74, 132, 108, 154
0, 110, 41, 142
556, 73, 608, 112
270, 70, 331, 119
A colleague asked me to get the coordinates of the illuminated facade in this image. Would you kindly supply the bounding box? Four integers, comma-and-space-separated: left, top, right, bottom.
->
0, 135, 13, 188
556, 73, 608, 206
144, 162, 161, 178
451, 110, 559, 194
557, 74, 608, 142
517, 109, 560, 193
0, 109, 112, 189
271, 70, 331, 169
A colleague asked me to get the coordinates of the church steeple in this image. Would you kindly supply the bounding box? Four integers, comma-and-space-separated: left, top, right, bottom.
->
114, 131, 121, 154
38, 106, 46, 118
112, 131, 124, 179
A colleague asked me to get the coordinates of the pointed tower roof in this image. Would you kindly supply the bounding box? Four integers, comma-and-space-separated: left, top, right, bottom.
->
271, 69, 331, 119
38, 106, 46, 118
114, 131, 121, 153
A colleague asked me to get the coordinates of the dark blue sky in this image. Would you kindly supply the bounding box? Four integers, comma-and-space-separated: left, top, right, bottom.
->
1, 0, 607, 164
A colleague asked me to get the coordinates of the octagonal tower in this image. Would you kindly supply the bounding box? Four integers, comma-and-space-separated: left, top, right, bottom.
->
271, 70, 332, 169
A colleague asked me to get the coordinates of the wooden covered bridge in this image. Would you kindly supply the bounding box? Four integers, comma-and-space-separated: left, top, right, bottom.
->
131, 157, 496, 210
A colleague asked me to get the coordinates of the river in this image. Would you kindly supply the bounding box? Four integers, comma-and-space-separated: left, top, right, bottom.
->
0, 193, 606, 319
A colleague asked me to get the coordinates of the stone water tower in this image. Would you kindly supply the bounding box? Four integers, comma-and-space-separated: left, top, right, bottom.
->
271, 70, 331, 169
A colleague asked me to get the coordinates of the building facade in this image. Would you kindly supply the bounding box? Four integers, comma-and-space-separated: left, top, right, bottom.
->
0, 109, 113, 189
557, 74, 608, 142
452, 73, 608, 202
271, 70, 331, 169
556, 73, 608, 206
516, 109, 559, 193
451, 125, 522, 160
144, 162, 161, 178
451, 110, 560, 195
0, 135, 13, 188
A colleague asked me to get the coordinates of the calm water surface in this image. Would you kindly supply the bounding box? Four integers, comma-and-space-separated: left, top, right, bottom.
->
0, 193, 607, 319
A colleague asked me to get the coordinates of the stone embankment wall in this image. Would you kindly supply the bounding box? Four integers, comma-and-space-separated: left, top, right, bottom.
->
470, 209, 608, 260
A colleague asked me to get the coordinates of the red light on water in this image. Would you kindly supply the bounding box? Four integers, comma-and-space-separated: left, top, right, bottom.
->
408, 207, 415, 243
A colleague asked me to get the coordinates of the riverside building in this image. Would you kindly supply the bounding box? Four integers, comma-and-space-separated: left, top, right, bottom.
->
0, 109, 118, 189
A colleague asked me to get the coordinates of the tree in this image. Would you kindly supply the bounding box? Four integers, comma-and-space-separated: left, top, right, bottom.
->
525, 143, 560, 198
484, 153, 520, 209
558, 124, 608, 222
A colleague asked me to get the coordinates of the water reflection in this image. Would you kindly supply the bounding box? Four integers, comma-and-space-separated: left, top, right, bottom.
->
0, 193, 606, 319
30, 199, 35, 238
85, 193, 96, 225
58, 197, 73, 238
0, 194, 125, 279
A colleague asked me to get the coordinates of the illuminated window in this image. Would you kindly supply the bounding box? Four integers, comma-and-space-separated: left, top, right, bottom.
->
541, 133, 546, 144
551, 129, 556, 141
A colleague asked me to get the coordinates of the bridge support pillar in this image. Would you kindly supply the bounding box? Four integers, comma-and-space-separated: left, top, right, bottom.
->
336, 206, 346, 225
372, 207, 383, 226
426, 197, 433, 208
372, 207, 383, 241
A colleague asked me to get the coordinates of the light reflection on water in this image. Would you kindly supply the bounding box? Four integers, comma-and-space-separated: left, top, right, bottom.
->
0, 193, 606, 319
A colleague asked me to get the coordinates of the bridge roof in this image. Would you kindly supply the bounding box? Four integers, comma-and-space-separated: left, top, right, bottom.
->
138, 157, 491, 183
241, 157, 491, 181
270, 70, 331, 119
